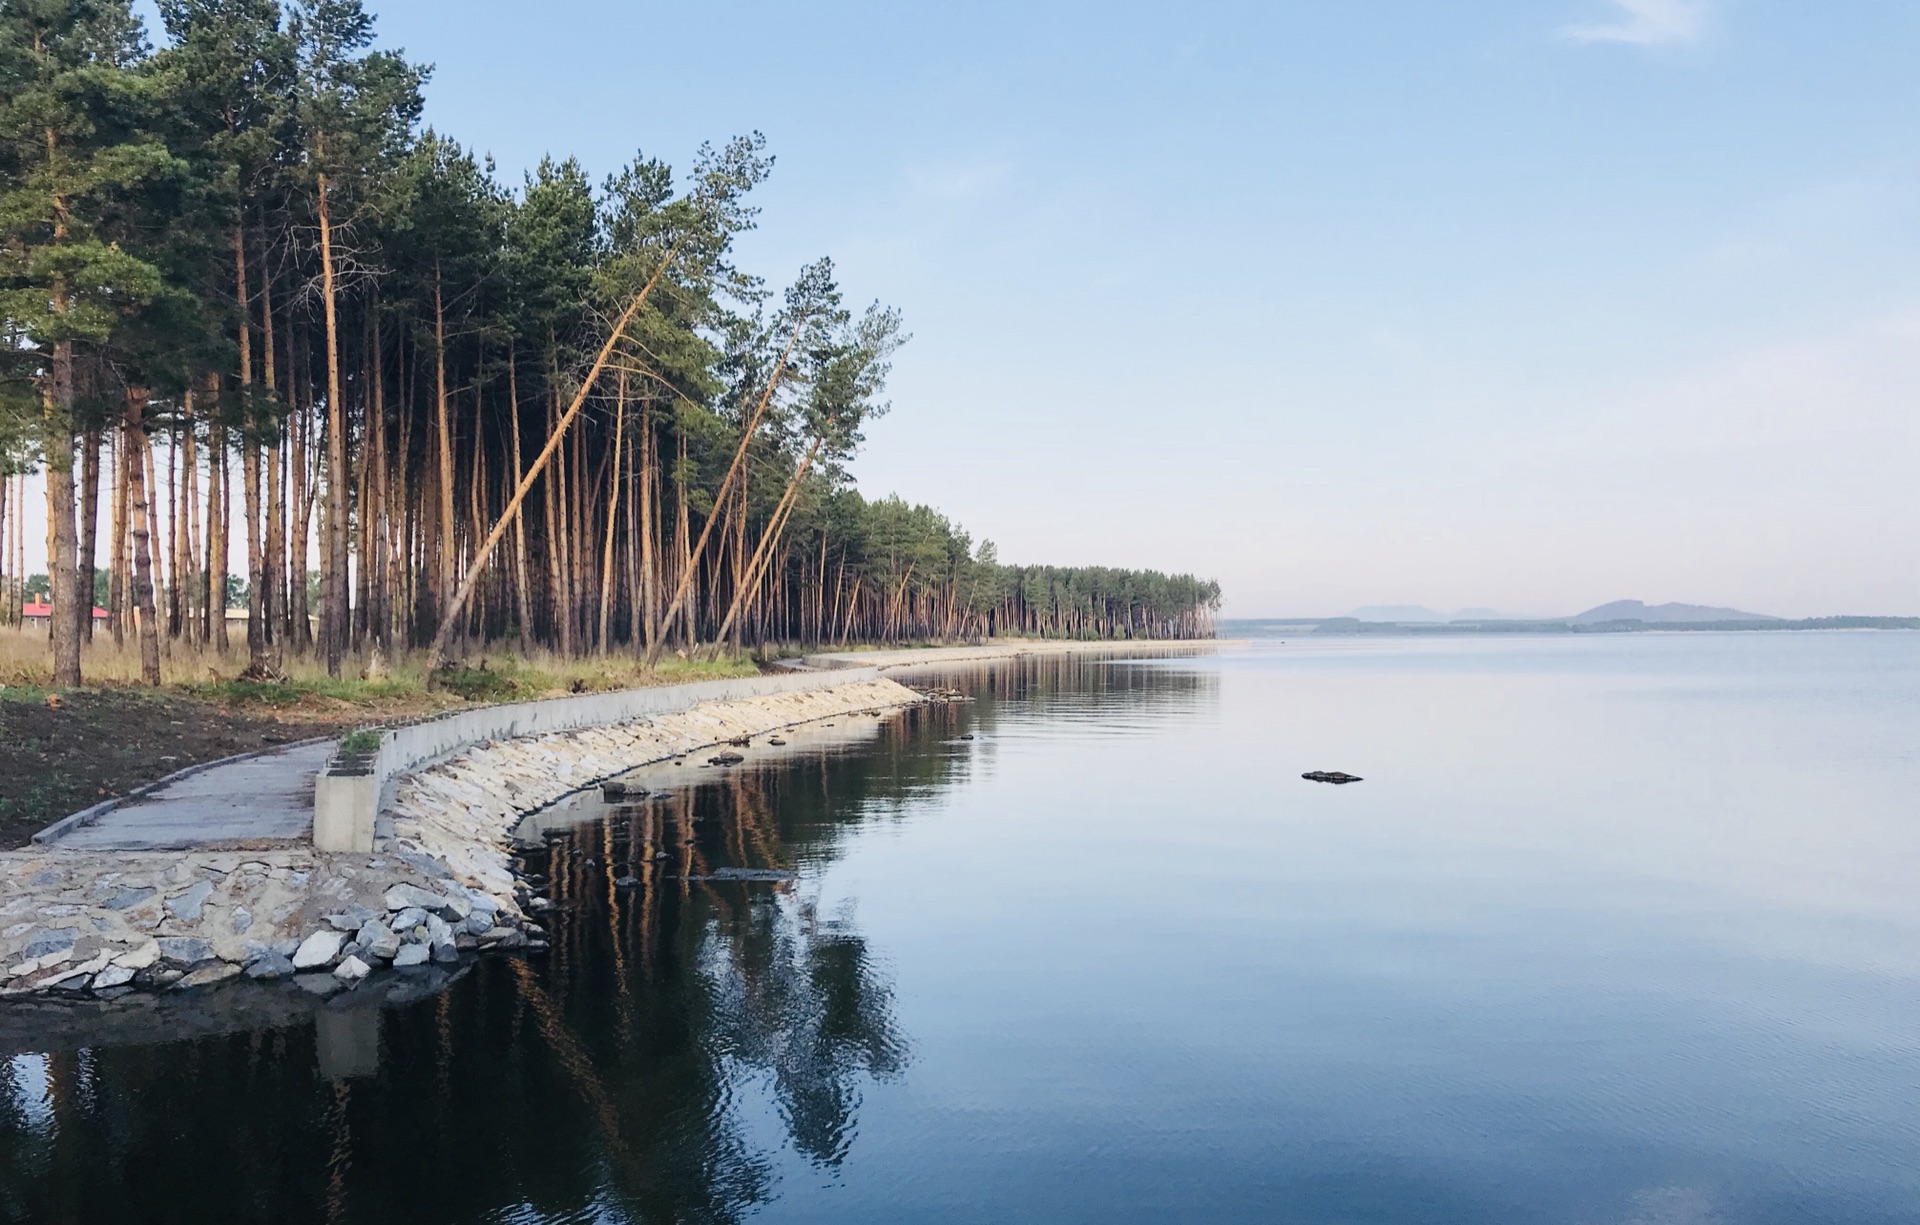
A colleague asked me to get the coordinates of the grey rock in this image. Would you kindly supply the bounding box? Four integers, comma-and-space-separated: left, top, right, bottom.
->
424, 915, 453, 945
246, 953, 295, 980
390, 850, 453, 880
156, 936, 217, 967
333, 955, 371, 982
102, 886, 157, 911
272, 938, 301, 958
480, 928, 526, 950
287, 872, 309, 887
356, 920, 401, 961
383, 883, 453, 914
49, 974, 92, 994
391, 942, 430, 968
165, 880, 215, 922
291, 929, 346, 970
391, 906, 428, 932
231, 906, 252, 934
174, 963, 241, 990
430, 940, 459, 964
91, 964, 136, 990
22, 928, 76, 960
30, 869, 61, 887
325, 904, 379, 932
463, 912, 494, 936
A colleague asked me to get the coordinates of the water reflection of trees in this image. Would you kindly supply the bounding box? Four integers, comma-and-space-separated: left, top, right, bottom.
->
899, 648, 1219, 733
0, 722, 930, 1225
0, 660, 1211, 1223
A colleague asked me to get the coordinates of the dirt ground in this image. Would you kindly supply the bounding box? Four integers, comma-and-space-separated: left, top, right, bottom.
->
0, 689, 343, 850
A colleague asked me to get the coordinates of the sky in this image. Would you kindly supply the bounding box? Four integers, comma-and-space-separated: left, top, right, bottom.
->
61, 0, 1920, 617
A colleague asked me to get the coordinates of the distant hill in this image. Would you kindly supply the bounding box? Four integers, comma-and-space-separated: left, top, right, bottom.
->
1570, 600, 1778, 625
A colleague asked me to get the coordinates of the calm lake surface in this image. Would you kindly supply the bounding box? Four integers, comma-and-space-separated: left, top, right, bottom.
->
5, 633, 1920, 1224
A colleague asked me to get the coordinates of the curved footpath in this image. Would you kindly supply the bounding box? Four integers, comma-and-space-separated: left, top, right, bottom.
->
0, 640, 1213, 1004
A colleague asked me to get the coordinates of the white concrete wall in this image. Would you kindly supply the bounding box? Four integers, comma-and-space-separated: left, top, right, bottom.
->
361, 667, 883, 811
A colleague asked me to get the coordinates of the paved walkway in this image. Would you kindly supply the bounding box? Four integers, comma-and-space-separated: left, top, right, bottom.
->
47, 740, 333, 851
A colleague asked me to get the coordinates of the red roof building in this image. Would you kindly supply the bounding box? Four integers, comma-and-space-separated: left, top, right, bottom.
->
20, 601, 111, 625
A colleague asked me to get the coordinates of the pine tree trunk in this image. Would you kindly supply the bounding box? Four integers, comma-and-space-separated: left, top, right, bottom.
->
433, 267, 454, 640
507, 354, 534, 648
317, 173, 347, 676
596, 373, 624, 653
109, 432, 128, 647
78, 428, 100, 643
124, 399, 162, 686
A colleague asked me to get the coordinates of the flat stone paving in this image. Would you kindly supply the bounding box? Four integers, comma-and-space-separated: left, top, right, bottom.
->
50, 740, 334, 850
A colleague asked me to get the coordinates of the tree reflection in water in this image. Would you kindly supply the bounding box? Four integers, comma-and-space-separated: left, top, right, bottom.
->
0, 654, 1215, 1225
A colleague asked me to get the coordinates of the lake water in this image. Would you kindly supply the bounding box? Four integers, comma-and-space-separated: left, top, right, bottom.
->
4, 633, 1919, 1224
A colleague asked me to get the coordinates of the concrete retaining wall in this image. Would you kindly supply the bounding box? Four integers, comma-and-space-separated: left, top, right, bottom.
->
361, 667, 882, 812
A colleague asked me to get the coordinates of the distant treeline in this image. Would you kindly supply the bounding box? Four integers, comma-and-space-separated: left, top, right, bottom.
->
1228, 616, 1920, 636
0, 0, 1219, 686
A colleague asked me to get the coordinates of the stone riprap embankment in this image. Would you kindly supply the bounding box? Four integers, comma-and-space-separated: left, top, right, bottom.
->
387, 679, 919, 888
0, 677, 920, 1001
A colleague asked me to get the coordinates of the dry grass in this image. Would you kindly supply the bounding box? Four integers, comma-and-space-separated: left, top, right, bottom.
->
0, 625, 760, 717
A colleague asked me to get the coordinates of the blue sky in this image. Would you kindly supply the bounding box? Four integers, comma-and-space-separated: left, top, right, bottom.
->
150, 2, 1920, 614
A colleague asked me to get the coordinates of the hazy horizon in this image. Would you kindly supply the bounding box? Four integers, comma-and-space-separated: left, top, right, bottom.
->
27, 0, 1916, 620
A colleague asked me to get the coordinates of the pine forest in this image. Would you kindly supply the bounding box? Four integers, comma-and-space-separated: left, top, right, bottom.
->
0, 0, 1221, 688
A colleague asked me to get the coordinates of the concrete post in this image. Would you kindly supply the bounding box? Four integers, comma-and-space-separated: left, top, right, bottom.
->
313, 769, 376, 853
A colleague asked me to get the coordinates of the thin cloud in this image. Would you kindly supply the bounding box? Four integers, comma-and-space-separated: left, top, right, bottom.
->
1562, 0, 1713, 47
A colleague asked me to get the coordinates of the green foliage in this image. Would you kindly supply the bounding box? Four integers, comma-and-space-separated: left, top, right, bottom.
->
427, 661, 518, 701
0, 0, 1219, 680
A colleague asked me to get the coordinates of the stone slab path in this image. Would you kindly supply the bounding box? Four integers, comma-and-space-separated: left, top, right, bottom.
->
49, 740, 334, 851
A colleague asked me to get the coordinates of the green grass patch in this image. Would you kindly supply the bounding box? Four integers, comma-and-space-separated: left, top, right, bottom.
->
338, 727, 383, 755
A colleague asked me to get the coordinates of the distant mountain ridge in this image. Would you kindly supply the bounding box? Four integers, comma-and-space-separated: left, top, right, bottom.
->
1570, 600, 1778, 624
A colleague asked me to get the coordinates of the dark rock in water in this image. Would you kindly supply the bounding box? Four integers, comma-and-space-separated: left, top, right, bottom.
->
696, 867, 798, 883
707, 750, 745, 766
767, 737, 787, 746
602, 781, 647, 801
727, 735, 752, 747
958, 734, 975, 741
613, 876, 639, 889
1302, 771, 1363, 784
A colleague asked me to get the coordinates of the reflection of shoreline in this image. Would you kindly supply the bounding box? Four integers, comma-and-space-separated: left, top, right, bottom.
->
0, 961, 471, 1059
